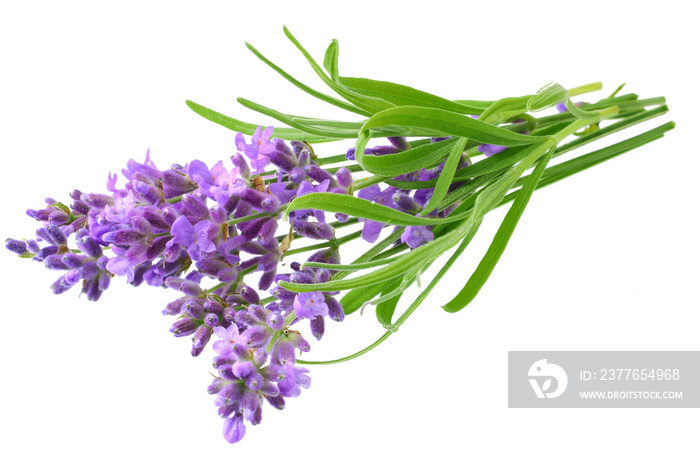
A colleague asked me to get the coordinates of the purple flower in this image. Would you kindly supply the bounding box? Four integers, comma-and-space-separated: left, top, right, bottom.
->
357, 185, 397, 243
293, 291, 329, 319
235, 126, 276, 173
223, 414, 246, 444
401, 225, 434, 249
278, 361, 311, 398
166, 216, 216, 261
212, 324, 249, 355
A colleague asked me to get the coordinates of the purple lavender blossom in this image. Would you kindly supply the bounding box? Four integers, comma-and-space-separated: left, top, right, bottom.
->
167, 216, 216, 261
293, 291, 329, 319
235, 126, 275, 173
401, 225, 435, 249
357, 185, 397, 243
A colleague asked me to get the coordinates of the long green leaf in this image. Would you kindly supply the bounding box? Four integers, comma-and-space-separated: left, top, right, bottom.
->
236, 97, 358, 138
340, 76, 486, 115
375, 280, 403, 331
282, 27, 395, 114
339, 281, 387, 316
303, 255, 406, 271
284, 193, 473, 226
355, 138, 456, 176
244, 41, 371, 117
323, 39, 340, 82
185, 100, 338, 143
360, 106, 549, 146
443, 145, 555, 312
420, 137, 466, 215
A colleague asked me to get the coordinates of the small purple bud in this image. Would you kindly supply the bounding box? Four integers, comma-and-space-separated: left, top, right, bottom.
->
297, 148, 311, 166
267, 139, 298, 172
165, 277, 203, 296
334, 167, 353, 189
163, 296, 189, 316
48, 210, 70, 225
240, 189, 266, 209
191, 326, 213, 354
98, 272, 111, 291
387, 137, 410, 151
77, 236, 103, 258
61, 252, 84, 269
51, 275, 75, 294
83, 278, 103, 302
244, 326, 273, 348
170, 318, 199, 337
293, 219, 334, 240
231, 153, 251, 179
323, 297, 343, 323
288, 167, 306, 184
44, 255, 71, 270
79, 261, 99, 279
81, 193, 114, 208
183, 301, 205, 319
141, 208, 171, 231
35, 245, 60, 261
266, 395, 286, 410
247, 304, 267, 323
305, 165, 335, 185
310, 315, 325, 340
204, 313, 220, 328
267, 312, 285, 331
204, 300, 224, 314
26, 239, 40, 253
235, 310, 258, 328
222, 306, 236, 323
392, 192, 421, 214
162, 207, 179, 226
71, 200, 90, 215
208, 378, 227, 395
291, 271, 315, 284
5, 238, 27, 255
245, 373, 264, 392
130, 216, 153, 236
240, 286, 260, 305
260, 195, 280, 213
182, 194, 210, 221
45, 224, 67, 246
210, 205, 227, 224
258, 271, 276, 291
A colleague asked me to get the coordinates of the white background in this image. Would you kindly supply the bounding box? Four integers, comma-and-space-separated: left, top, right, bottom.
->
0, 1, 697, 464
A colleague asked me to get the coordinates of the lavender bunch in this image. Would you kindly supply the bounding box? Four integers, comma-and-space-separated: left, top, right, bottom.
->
6, 27, 674, 443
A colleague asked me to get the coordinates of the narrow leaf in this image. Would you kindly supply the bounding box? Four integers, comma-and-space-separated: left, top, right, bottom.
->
420, 137, 468, 214
355, 138, 457, 176
340, 76, 486, 115
284, 193, 473, 226
245, 41, 371, 117
185, 100, 338, 143
360, 106, 548, 146
443, 145, 555, 312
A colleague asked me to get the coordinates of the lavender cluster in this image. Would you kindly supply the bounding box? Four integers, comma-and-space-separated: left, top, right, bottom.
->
6, 127, 488, 443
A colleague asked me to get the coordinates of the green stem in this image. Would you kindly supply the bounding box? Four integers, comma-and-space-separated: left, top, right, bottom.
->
284, 230, 363, 257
